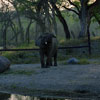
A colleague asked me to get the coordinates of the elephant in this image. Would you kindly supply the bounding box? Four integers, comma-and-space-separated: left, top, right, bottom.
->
35, 33, 58, 68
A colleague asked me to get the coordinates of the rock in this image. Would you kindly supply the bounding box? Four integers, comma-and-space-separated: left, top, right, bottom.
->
67, 57, 79, 64
0, 56, 11, 73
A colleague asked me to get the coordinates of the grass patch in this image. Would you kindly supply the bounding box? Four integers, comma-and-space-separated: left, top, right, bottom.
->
78, 59, 90, 64
1, 41, 40, 64
14, 41, 38, 49
2, 70, 36, 76
91, 36, 100, 41
59, 36, 100, 47
2, 51, 40, 64
11, 84, 17, 89
1, 36, 100, 64
59, 38, 88, 46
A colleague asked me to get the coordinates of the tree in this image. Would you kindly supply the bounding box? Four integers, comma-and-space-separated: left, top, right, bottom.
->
9, 0, 71, 39
19, 0, 58, 37
50, 0, 71, 39
25, 19, 33, 44
63, 0, 100, 37
79, 0, 100, 37
8, 0, 25, 43
0, 0, 12, 48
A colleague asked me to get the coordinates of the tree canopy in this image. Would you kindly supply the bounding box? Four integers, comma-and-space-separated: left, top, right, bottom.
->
0, 0, 100, 47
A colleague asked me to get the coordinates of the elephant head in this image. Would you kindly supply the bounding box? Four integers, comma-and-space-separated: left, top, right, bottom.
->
35, 33, 58, 68
35, 33, 56, 48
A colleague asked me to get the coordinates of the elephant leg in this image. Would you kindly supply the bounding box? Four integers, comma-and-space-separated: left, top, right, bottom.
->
46, 57, 51, 68
50, 58, 52, 66
54, 52, 57, 66
40, 51, 45, 68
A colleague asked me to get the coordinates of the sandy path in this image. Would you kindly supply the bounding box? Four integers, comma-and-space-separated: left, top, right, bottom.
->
0, 63, 100, 99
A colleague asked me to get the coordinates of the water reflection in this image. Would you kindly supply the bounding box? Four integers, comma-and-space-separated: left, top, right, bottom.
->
0, 93, 10, 100
0, 93, 35, 100
0, 92, 70, 100
10, 94, 35, 100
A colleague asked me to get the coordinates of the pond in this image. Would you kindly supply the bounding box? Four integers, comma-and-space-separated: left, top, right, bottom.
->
0, 92, 71, 100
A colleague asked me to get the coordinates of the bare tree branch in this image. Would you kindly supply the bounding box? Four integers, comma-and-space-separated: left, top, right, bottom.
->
63, 5, 79, 16
87, 0, 100, 18
67, 0, 80, 13
88, 0, 100, 9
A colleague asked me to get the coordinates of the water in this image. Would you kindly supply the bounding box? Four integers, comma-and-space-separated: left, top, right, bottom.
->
0, 92, 71, 100
0, 93, 37, 100
0, 92, 96, 100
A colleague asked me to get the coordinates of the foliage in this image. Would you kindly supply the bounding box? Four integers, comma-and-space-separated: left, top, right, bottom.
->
1, 41, 39, 64
78, 59, 90, 64
2, 70, 36, 75
1, 36, 100, 64
0, 0, 100, 65
2, 51, 39, 64
73, 1, 81, 8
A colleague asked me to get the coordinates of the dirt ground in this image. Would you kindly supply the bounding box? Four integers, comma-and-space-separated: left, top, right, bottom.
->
0, 63, 100, 99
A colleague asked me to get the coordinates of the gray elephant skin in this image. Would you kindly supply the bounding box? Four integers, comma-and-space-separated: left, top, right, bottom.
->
36, 33, 58, 68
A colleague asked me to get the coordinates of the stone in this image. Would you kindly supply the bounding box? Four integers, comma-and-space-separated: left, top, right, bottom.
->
67, 57, 79, 64
0, 56, 11, 73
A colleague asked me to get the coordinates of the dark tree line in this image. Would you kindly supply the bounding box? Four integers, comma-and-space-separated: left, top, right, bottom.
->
0, 0, 100, 48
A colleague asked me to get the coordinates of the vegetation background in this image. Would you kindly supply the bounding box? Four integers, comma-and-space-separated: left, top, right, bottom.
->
0, 0, 100, 64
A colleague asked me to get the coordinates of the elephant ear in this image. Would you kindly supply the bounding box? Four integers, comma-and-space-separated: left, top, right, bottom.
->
35, 35, 42, 47
48, 34, 56, 40
49, 34, 56, 38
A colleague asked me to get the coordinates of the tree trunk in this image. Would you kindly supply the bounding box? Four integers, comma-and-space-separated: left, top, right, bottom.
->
2, 22, 9, 49
79, 0, 100, 38
87, 20, 91, 55
3, 28, 7, 49
10, 21, 18, 45
79, 0, 88, 37
51, 3, 70, 39
15, 6, 24, 43
25, 19, 32, 44
52, 7, 57, 36
17, 13, 24, 43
